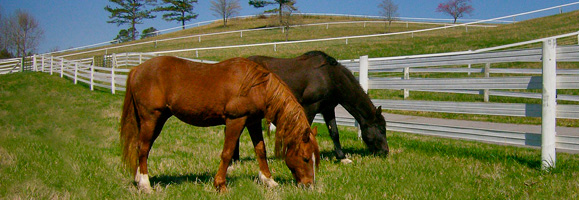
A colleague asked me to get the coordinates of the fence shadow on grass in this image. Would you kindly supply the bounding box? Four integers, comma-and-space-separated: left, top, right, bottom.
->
400, 137, 543, 170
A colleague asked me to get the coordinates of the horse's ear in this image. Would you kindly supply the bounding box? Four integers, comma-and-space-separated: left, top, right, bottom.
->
376, 106, 382, 115
303, 127, 317, 143
312, 126, 318, 136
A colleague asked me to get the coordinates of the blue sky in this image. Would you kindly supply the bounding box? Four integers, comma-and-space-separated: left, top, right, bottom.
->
1, 0, 578, 53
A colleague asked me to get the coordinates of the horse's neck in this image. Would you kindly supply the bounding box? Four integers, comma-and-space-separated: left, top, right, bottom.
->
336, 71, 376, 128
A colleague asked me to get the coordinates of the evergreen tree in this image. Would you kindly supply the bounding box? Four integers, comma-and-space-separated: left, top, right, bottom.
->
141, 27, 158, 39
155, 0, 198, 30
249, 0, 297, 26
105, 0, 156, 41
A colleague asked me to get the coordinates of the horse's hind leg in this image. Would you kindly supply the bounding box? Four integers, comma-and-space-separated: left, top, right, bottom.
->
247, 122, 278, 187
214, 117, 247, 191
135, 110, 169, 193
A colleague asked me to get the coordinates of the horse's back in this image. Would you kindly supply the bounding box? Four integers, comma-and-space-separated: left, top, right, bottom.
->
127, 56, 270, 126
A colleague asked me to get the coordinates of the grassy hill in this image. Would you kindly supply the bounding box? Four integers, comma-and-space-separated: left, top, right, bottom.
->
62, 11, 579, 61
1, 71, 579, 199
54, 12, 579, 128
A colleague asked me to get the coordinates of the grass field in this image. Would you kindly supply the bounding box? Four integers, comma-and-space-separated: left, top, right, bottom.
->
1, 71, 579, 199
3, 10, 579, 199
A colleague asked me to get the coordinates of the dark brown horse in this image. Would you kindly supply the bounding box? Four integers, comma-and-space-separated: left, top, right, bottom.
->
120, 56, 320, 193
244, 51, 388, 163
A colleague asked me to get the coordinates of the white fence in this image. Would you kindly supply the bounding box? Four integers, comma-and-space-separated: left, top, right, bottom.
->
0, 58, 23, 74
331, 33, 579, 170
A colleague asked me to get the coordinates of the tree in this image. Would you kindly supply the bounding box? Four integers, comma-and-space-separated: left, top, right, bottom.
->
378, 0, 399, 27
155, 0, 198, 30
4, 10, 43, 58
113, 28, 135, 43
210, 0, 241, 27
249, 0, 297, 26
141, 27, 158, 39
105, 0, 156, 41
436, 0, 474, 24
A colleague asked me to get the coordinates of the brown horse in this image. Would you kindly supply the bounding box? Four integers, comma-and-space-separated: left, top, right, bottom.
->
245, 51, 389, 163
120, 56, 320, 193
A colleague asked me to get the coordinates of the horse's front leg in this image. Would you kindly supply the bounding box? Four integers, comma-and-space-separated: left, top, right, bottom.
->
214, 117, 247, 192
247, 123, 278, 187
321, 109, 352, 164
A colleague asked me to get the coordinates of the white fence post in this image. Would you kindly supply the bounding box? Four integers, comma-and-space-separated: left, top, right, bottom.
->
358, 55, 369, 139
74, 62, 78, 84
41, 55, 45, 72
541, 38, 557, 170
50, 56, 54, 75
359, 55, 369, 93
32, 55, 37, 72
90, 63, 94, 91
60, 58, 64, 78
111, 53, 117, 94
484, 63, 490, 102
139, 53, 143, 64
403, 67, 410, 99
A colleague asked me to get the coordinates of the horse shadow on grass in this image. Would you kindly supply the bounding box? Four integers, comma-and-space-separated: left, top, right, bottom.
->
149, 156, 295, 187
319, 146, 381, 163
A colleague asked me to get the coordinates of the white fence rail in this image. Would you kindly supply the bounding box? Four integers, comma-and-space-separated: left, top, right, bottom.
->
0, 58, 22, 74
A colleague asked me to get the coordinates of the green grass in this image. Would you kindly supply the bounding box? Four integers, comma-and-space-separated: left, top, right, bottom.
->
1, 72, 579, 199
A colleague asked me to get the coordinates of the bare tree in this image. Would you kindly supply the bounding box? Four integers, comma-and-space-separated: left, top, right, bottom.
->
4, 10, 44, 57
378, 0, 399, 27
436, 0, 474, 24
210, 0, 241, 27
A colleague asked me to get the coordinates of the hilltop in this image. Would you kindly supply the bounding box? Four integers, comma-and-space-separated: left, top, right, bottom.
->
60, 11, 579, 61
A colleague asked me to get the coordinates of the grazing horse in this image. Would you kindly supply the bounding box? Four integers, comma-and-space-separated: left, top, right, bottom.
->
243, 51, 388, 163
120, 56, 320, 193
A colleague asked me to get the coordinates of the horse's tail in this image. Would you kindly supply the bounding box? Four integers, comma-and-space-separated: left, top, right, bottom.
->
120, 70, 139, 176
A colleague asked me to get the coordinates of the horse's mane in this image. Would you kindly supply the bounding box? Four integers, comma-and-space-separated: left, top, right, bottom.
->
238, 60, 270, 97
263, 70, 310, 154
303, 51, 339, 66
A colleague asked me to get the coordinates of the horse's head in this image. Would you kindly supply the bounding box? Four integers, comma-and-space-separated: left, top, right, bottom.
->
361, 106, 389, 155
284, 126, 320, 188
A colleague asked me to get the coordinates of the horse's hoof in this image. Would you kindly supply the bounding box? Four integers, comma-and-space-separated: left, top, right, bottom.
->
340, 158, 353, 164
216, 185, 228, 193
259, 171, 279, 187
138, 184, 153, 194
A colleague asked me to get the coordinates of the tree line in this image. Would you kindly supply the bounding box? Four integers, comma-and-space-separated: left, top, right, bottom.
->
106, 0, 474, 43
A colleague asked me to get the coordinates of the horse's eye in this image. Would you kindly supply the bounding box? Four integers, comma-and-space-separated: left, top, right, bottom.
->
303, 157, 310, 163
